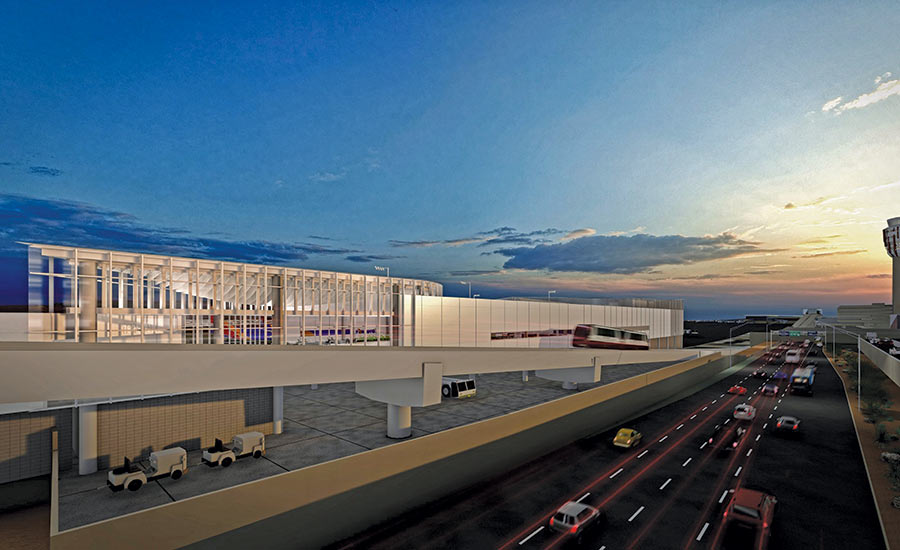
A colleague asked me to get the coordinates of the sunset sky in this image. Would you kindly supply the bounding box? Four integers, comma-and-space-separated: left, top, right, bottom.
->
2, 2, 899, 318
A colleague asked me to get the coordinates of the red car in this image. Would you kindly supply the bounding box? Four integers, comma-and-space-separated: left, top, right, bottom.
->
727, 385, 747, 395
720, 488, 777, 549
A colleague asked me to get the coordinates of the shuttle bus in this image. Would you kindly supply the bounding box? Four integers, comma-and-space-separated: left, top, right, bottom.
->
790, 367, 815, 396
572, 324, 650, 350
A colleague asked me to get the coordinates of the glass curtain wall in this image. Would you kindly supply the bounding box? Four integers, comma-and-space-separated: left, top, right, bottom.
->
24, 244, 442, 345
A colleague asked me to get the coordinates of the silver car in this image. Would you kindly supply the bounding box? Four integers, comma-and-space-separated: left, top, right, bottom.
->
733, 403, 757, 421
549, 501, 603, 540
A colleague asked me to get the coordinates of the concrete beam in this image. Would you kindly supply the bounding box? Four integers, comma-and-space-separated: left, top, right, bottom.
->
272, 386, 284, 435
355, 362, 443, 408
0, 343, 697, 404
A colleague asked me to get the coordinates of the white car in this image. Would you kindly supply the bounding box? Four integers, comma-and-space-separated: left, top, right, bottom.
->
549, 501, 604, 540
733, 403, 757, 421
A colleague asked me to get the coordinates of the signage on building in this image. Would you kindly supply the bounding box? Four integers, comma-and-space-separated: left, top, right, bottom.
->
884, 223, 900, 258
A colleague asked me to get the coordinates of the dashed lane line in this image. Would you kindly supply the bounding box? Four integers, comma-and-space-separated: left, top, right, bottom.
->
659, 436, 668, 443
734, 466, 742, 477
682, 457, 692, 467
719, 490, 728, 503
518, 526, 544, 545
637, 450, 649, 459
628, 506, 645, 522
696, 522, 710, 541
610, 468, 624, 479
660, 478, 672, 490
577, 492, 591, 503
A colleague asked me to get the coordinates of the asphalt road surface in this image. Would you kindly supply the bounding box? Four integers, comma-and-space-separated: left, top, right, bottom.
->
331, 343, 885, 550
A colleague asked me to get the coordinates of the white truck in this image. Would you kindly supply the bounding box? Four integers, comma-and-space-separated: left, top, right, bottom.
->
441, 377, 476, 398
202, 432, 266, 467
107, 447, 188, 492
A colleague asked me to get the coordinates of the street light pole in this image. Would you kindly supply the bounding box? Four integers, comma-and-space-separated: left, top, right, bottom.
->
548, 290, 556, 302
858, 335, 862, 411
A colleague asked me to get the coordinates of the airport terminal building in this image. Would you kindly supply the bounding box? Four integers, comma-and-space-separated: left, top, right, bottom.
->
1, 243, 685, 486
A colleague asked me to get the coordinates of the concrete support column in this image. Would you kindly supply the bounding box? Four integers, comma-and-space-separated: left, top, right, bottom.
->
214, 314, 224, 344
273, 386, 284, 435
272, 275, 285, 345
521, 370, 529, 382
562, 381, 578, 390
78, 261, 98, 343
387, 404, 412, 439
894, 257, 900, 315
78, 405, 98, 475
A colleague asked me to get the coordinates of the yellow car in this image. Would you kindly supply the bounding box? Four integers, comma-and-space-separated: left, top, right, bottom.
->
613, 428, 642, 448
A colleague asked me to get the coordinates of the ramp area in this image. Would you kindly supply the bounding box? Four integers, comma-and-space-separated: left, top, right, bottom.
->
56, 360, 680, 531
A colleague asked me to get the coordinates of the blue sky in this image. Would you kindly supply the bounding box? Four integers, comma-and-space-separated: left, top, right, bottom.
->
2, 2, 900, 318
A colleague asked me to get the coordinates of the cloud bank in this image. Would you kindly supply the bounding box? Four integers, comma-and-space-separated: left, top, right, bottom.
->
493, 233, 781, 274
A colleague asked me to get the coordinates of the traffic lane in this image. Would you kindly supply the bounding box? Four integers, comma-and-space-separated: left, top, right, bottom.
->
507, 364, 773, 550
735, 352, 885, 549
330, 356, 768, 550
589, 390, 783, 550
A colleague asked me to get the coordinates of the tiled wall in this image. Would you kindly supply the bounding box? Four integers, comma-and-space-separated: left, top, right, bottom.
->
96, 388, 273, 469
0, 410, 72, 484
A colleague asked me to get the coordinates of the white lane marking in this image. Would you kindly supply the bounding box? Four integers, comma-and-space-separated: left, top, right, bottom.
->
682, 457, 692, 467
720, 394, 725, 398
724, 419, 730, 424
734, 466, 742, 477
519, 526, 544, 545
756, 434, 761, 441
676, 424, 684, 430
637, 450, 649, 458
719, 490, 728, 503
712, 399, 718, 404
702, 406, 708, 411
773, 406, 778, 411
778, 399, 782, 403
700, 442, 708, 450
610, 468, 624, 479
746, 449, 753, 457
763, 423, 767, 429
690, 414, 697, 420
659, 435, 668, 442
576, 492, 591, 503
600, 546, 606, 550
696, 522, 710, 541
660, 478, 672, 490
628, 506, 645, 522
768, 413, 773, 419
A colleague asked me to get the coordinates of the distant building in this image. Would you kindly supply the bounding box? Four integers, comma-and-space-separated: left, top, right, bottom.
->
836, 303, 893, 328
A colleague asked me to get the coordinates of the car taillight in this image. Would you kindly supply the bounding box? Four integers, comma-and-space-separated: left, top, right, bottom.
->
709, 438, 713, 444
550, 518, 554, 526
732, 442, 737, 447
570, 525, 578, 534
626, 439, 632, 444
723, 510, 728, 518
777, 422, 782, 427
793, 425, 798, 430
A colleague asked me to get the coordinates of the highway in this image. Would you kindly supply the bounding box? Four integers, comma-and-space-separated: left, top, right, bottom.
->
330, 342, 885, 550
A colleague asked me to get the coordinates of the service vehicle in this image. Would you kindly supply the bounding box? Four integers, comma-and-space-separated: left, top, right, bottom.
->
549, 501, 605, 541
441, 377, 477, 398
762, 383, 778, 396
721, 426, 747, 452
784, 349, 801, 364
573, 324, 650, 350
613, 428, 642, 448
727, 385, 747, 395
774, 415, 801, 434
789, 367, 815, 396
203, 432, 266, 467
733, 404, 757, 421
107, 447, 187, 492
720, 488, 777, 550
